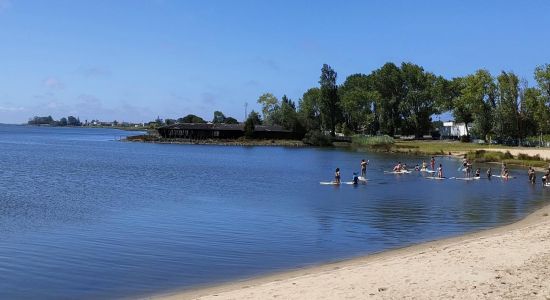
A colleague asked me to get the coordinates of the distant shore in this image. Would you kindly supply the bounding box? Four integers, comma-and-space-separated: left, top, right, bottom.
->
151, 203, 550, 300
124, 135, 308, 147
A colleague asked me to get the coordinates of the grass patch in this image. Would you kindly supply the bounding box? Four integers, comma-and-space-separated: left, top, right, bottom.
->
466, 150, 548, 168
352, 135, 395, 150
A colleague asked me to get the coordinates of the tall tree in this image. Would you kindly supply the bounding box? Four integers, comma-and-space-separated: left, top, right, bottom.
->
452, 70, 496, 140
298, 88, 321, 132
319, 64, 340, 136
212, 111, 226, 123
495, 71, 520, 143
257, 93, 280, 124
372, 62, 404, 136
339, 73, 377, 133
399, 63, 439, 138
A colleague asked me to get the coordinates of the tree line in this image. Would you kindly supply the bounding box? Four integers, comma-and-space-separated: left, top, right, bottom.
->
28, 115, 82, 126
244, 62, 550, 145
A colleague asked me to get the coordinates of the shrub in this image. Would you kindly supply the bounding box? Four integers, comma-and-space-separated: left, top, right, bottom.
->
303, 130, 332, 146
352, 135, 395, 150
459, 135, 470, 143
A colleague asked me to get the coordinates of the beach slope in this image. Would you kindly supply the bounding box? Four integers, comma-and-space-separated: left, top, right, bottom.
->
154, 205, 550, 299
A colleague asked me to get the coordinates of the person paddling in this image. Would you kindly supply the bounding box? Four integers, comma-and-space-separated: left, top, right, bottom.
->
421, 161, 428, 171
487, 168, 492, 179
352, 172, 359, 185
475, 168, 480, 178
430, 157, 436, 170
437, 163, 444, 178
360, 159, 368, 177
334, 168, 341, 184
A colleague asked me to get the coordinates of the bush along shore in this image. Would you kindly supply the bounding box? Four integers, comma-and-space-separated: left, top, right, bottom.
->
124, 135, 307, 147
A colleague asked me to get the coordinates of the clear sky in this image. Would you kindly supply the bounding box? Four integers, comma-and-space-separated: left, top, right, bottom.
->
1, 0, 549, 124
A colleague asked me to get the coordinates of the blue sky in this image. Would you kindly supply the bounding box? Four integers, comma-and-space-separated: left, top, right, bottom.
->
1, 0, 549, 124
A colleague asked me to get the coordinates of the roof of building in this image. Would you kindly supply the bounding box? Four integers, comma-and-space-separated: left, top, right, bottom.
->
159, 123, 292, 132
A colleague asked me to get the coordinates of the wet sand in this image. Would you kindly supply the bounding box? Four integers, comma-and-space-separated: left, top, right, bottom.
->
151, 203, 550, 300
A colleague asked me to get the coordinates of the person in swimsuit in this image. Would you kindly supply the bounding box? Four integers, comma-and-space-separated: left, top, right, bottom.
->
543, 169, 550, 186
501, 163, 507, 177
393, 162, 402, 172
466, 161, 472, 178
430, 157, 436, 170
414, 164, 420, 171
487, 168, 492, 179
475, 168, 480, 177
352, 172, 359, 185
360, 159, 368, 177
437, 163, 444, 178
421, 161, 427, 171
335, 168, 341, 184
528, 167, 536, 184
503, 168, 509, 179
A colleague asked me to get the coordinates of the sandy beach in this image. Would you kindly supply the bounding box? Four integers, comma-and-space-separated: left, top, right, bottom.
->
152, 204, 550, 300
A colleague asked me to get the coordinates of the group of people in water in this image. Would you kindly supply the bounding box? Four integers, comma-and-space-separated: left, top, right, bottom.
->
332, 156, 534, 184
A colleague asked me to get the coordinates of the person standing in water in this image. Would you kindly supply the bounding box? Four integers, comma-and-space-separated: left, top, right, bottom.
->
487, 168, 492, 179
334, 168, 341, 184
437, 163, 444, 178
465, 161, 472, 178
360, 159, 368, 177
430, 157, 436, 170
475, 168, 481, 177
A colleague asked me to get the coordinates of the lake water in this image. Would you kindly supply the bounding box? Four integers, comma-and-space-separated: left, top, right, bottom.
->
0, 125, 549, 299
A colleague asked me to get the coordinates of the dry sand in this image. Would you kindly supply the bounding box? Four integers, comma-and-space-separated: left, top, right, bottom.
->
151, 204, 550, 300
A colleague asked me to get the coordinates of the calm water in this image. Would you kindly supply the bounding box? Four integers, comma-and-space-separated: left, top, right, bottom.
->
0, 125, 549, 299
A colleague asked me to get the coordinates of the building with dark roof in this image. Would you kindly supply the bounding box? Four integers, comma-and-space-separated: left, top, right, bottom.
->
157, 123, 296, 140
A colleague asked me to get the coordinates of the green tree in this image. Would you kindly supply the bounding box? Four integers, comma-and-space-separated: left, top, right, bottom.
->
495, 71, 520, 143
59, 117, 68, 126
224, 117, 239, 124
298, 88, 321, 132
371, 62, 404, 136
319, 64, 340, 136
339, 74, 377, 133
244, 110, 262, 138
534, 64, 550, 100
67, 116, 81, 126
452, 70, 496, 140
178, 114, 206, 123
399, 63, 439, 138
257, 93, 280, 124
212, 111, 226, 123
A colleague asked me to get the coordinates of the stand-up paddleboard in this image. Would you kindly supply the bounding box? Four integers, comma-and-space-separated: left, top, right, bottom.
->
319, 181, 357, 185
358, 176, 368, 182
426, 176, 446, 180
384, 170, 412, 174
544, 183, 550, 187
454, 177, 481, 181
492, 175, 516, 179
420, 169, 436, 174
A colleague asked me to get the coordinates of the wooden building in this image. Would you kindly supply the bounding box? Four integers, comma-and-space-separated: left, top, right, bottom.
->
157, 123, 295, 140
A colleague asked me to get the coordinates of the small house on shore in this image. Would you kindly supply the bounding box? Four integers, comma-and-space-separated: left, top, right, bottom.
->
440, 121, 471, 139
157, 123, 295, 140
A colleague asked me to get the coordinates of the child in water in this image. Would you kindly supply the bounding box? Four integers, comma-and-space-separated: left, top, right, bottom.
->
352, 172, 359, 185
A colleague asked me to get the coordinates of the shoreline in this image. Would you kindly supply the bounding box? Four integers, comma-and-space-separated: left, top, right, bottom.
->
150, 202, 550, 300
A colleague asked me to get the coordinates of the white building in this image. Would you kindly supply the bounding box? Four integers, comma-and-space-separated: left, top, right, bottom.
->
440, 121, 472, 138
